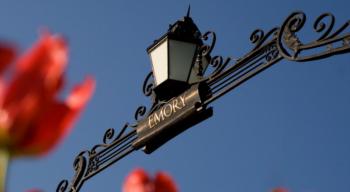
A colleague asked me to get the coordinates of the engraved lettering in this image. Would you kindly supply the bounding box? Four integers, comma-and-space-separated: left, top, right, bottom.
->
163, 104, 172, 117
172, 98, 182, 113
147, 94, 188, 129
148, 115, 155, 128
153, 111, 164, 125
179, 96, 186, 107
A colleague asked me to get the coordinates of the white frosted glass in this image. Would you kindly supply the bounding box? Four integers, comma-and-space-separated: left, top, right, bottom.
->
169, 40, 196, 82
150, 40, 168, 85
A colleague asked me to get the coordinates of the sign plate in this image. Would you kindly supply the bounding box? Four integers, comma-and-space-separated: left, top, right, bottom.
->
133, 84, 212, 153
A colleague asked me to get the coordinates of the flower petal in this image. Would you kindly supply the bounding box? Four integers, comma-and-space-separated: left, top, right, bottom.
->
123, 169, 178, 192
0, 42, 16, 75
123, 168, 153, 192
154, 172, 177, 192
3, 32, 67, 112
272, 187, 288, 192
3, 33, 68, 147
11, 77, 95, 157
15, 32, 67, 77
67, 76, 95, 109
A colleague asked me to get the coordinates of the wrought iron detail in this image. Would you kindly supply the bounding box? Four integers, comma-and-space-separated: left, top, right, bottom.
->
57, 11, 349, 192
134, 106, 147, 121
142, 71, 154, 97
250, 27, 279, 50
197, 11, 349, 105
277, 11, 350, 61
200, 31, 216, 57
57, 123, 137, 192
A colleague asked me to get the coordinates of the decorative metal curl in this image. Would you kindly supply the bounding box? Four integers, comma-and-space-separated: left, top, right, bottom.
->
209, 56, 232, 77
103, 128, 115, 144
250, 29, 264, 44
90, 124, 129, 154
73, 152, 89, 179
277, 11, 350, 61
328, 20, 350, 39
56, 180, 69, 192
134, 106, 147, 121
142, 71, 154, 97
265, 44, 279, 62
200, 31, 216, 57
277, 12, 305, 59
195, 31, 234, 81
57, 151, 89, 192
314, 13, 335, 41
57, 121, 137, 192
250, 27, 279, 50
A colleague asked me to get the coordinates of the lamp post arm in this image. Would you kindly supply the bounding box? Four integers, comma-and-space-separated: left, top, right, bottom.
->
56, 126, 138, 192
204, 40, 282, 105
201, 11, 349, 105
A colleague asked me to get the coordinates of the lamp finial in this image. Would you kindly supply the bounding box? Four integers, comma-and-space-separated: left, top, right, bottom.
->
186, 5, 191, 17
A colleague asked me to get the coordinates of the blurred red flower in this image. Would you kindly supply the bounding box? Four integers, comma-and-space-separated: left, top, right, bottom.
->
272, 187, 288, 192
123, 168, 178, 192
0, 32, 95, 157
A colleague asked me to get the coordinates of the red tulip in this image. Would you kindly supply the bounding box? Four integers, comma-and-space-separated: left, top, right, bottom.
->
123, 168, 178, 192
0, 32, 95, 157
272, 187, 288, 192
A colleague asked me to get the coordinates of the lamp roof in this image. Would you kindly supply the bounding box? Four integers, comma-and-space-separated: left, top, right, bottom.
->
147, 14, 203, 53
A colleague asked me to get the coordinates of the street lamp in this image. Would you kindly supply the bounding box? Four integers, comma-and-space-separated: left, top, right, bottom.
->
147, 11, 208, 100
57, 11, 350, 192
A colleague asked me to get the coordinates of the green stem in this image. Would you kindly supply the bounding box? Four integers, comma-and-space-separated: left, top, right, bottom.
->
0, 148, 9, 192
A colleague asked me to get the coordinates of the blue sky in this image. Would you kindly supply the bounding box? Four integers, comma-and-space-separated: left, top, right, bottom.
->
1, 0, 350, 191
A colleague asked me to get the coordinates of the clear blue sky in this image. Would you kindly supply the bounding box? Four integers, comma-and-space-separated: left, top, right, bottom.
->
1, 0, 350, 191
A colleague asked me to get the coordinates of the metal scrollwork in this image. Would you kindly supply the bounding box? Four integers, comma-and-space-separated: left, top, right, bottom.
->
57, 151, 89, 192
250, 28, 279, 50
141, 72, 160, 112
200, 31, 216, 57
277, 12, 305, 59
208, 56, 232, 77
56, 180, 69, 192
72, 152, 88, 187
277, 11, 350, 61
57, 122, 137, 192
92, 123, 134, 152
102, 128, 116, 144
265, 44, 280, 62
58, 11, 349, 192
142, 71, 155, 97
192, 31, 217, 77
134, 106, 147, 121
203, 11, 349, 104
314, 13, 335, 41
196, 31, 233, 81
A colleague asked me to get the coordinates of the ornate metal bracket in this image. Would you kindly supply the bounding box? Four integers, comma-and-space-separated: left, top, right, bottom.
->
198, 11, 350, 104
57, 11, 349, 192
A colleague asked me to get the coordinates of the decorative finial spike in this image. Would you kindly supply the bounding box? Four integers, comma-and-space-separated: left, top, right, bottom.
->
186, 5, 191, 17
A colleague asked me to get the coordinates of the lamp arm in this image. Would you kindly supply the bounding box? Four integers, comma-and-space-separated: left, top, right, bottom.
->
56, 126, 138, 192
201, 11, 350, 105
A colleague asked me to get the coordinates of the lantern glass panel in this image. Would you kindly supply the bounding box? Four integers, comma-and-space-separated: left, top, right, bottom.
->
169, 40, 197, 82
149, 39, 168, 85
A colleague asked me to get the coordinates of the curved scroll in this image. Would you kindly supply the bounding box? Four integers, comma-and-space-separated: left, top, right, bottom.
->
142, 71, 154, 97
277, 11, 350, 61
250, 27, 279, 50
57, 151, 89, 192
57, 122, 137, 192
